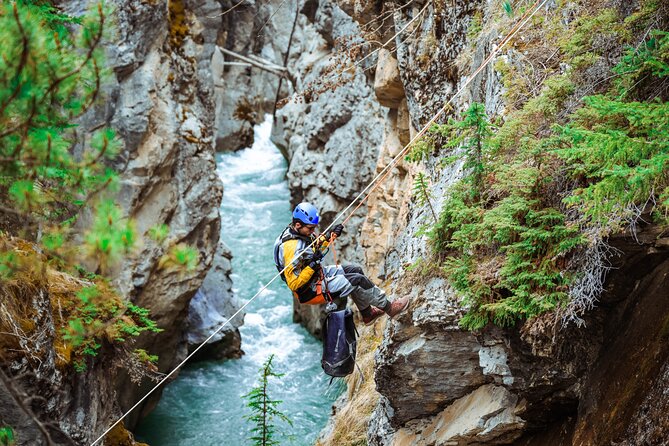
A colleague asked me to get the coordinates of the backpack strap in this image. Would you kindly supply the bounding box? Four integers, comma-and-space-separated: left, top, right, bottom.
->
274, 226, 314, 282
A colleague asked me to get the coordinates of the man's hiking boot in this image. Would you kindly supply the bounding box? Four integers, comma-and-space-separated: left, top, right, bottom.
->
384, 297, 409, 319
362, 306, 385, 326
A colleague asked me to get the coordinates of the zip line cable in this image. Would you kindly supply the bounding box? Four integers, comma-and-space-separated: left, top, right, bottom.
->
90, 1, 548, 444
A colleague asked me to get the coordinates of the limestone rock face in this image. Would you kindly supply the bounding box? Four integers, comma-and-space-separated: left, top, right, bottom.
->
273, 1, 386, 333
374, 279, 489, 427
317, 2, 669, 446
57, 0, 228, 429
393, 0, 484, 129
391, 385, 526, 446
212, 0, 352, 151
359, 101, 413, 281
374, 49, 405, 108
214, 0, 303, 151
109, 0, 225, 426
186, 241, 244, 361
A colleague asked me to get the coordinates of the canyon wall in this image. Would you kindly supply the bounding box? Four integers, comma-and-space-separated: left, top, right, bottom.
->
316, 1, 669, 445
2, 0, 245, 442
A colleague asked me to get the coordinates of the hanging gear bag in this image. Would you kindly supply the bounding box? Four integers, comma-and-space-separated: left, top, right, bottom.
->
321, 307, 358, 378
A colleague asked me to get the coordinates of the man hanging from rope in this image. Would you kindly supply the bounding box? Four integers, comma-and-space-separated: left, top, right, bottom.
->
273, 202, 408, 325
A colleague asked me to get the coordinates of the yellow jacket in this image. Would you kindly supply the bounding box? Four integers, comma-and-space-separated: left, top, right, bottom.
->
273, 226, 330, 292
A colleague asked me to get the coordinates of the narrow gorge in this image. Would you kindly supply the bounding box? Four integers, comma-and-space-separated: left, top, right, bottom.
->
1, 1, 668, 446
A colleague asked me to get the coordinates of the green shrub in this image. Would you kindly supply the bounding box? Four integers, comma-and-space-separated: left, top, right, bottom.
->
419, 28, 668, 330
558, 30, 669, 229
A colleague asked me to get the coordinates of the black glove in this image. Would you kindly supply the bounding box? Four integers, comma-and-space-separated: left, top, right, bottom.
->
325, 224, 344, 240
305, 249, 324, 269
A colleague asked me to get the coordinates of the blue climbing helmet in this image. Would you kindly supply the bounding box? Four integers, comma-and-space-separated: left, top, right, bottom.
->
293, 202, 320, 225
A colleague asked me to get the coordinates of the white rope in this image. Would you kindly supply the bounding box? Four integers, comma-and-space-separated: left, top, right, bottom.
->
90, 1, 549, 444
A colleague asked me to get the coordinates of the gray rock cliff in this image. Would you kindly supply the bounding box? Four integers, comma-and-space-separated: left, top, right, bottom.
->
20, 0, 244, 435
315, 1, 669, 445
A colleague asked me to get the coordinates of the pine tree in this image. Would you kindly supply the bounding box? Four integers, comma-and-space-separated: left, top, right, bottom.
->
438, 102, 492, 201
0, 2, 163, 370
244, 355, 292, 446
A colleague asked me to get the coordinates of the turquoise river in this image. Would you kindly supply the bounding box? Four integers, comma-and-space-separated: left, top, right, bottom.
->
136, 117, 340, 445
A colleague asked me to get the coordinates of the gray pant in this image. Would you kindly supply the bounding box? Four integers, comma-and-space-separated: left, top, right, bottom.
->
320, 264, 389, 311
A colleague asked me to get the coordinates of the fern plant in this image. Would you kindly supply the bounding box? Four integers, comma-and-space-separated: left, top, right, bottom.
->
0, 427, 14, 446
412, 172, 438, 222
244, 355, 292, 446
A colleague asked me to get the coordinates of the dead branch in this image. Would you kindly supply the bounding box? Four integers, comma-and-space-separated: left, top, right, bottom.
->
218, 46, 287, 75
0, 366, 77, 446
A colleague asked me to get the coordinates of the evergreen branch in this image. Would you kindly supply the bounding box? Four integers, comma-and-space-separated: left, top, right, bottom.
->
0, 4, 30, 119
0, 365, 76, 446
42, 3, 105, 109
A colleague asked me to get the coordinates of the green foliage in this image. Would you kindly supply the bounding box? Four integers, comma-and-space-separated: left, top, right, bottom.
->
0, 2, 187, 373
83, 200, 137, 273
120, 303, 163, 339
405, 128, 438, 163
60, 283, 162, 368
412, 172, 437, 222
0, 2, 115, 199
440, 102, 492, 199
0, 251, 20, 280
426, 27, 669, 330
148, 224, 170, 244
613, 29, 669, 96
159, 243, 199, 272
502, 1, 513, 18
559, 8, 620, 69
0, 426, 15, 446
558, 30, 669, 229
134, 348, 159, 364
467, 11, 483, 42
434, 165, 583, 329
244, 354, 292, 446
0, 0, 123, 264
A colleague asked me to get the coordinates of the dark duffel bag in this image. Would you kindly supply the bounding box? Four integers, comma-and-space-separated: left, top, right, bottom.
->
321, 308, 357, 378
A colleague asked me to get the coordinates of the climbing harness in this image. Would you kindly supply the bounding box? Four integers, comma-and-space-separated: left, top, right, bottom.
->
91, 1, 550, 443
